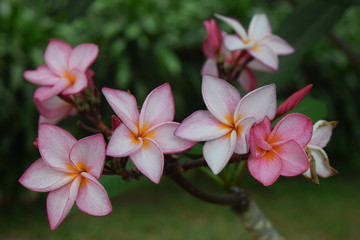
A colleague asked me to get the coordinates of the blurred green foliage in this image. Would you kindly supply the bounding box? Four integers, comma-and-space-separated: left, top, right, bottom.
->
0, 0, 359, 207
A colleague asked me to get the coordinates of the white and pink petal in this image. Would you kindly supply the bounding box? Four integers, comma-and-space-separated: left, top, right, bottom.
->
44, 39, 72, 75
69, 43, 99, 72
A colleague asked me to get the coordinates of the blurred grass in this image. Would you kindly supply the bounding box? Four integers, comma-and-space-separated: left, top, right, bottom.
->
1, 172, 359, 240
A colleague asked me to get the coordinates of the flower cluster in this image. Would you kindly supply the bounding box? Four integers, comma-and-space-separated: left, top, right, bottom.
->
20, 13, 337, 230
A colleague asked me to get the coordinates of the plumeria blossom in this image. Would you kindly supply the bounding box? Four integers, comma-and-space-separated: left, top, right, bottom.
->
102, 83, 195, 184
203, 19, 223, 60
175, 75, 277, 174
215, 13, 294, 70
248, 113, 312, 186
303, 120, 338, 184
19, 124, 112, 230
24, 39, 99, 101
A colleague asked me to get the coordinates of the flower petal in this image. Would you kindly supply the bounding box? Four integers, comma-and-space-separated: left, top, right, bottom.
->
248, 13, 272, 41
69, 43, 99, 72
102, 87, 139, 134
62, 68, 88, 95
237, 67, 257, 92
34, 80, 68, 102
262, 35, 294, 55
247, 60, 275, 72
175, 110, 231, 141
202, 75, 241, 124
76, 172, 112, 216
19, 158, 74, 192
215, 14, 248, 39
147, 122, 196, 154
44, 39, 72, 75
247, 150, 282, 186
270, 113, 312, 147
224, 35, 247, 51
38, 123, 77, 171
24, 65, 60, 85
234, 84, 277, 123
130, 138, 164, 184
310, 120, 337, 148
274, 140, 309, 177
139, 83, 174, 131
308, 145, 338, 178
47, 176, 80, 230
203, 130, 236, 174
201, 59, 219, 76
234, 117, 256, 154
106, 124, 142, 157
35, 95, 75, 120
249, 44, 278, 71
69, 134, 106, 179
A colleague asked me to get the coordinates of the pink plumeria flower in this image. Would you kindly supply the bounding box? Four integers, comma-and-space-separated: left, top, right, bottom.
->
102, 83, 195, 184
175, 75, 276, 174
248, 113, 312, 186
24, 39, 99, 101
215, 13, 294, 70
19, 124, 112, 230
303, 120, 338, 184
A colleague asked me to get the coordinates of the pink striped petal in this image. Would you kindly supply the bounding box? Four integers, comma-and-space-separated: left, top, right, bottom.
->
106, 124, 142, 157
203, 130, 236, 174
238, 67, 257, 92
262, 35, 294, 55
148, 122, 196, 154
215, 14, 248, 39
102, 87, 139, 134
34, 80, 68, 102
310, 120, 337, 148
47, 176, 81, 230
234, 84, 276, 123
248, 150, 282, 186
69, 134, 105, 179
174, 110, 231, 141
130, 138, 164, 184
38, 123, 77, 171
275, 84, 313, 119
44, 39, 72, 75
274, 140, 309, 177
69, 43, 99, 72
201, 59, 219, 76
19, 158, 74, 192
224, 35, 247, 51
308, 146, 337, 178
76, 172, 112, 216
139, 83, 175, 131
270, 113, 312, 147
248, 14, 272, 41
24, 65, 59, 85
202, 75, 241, 124
62, 68, 87, 95
234, 117, 256, 154
249, 45, 278, 71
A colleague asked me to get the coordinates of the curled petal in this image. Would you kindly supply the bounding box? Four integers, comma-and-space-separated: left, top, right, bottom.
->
203, 130, 237, 174
35, 95, 75, 121
70, 134, 106, 179
106, 124, 142, 157
273, 140, 310, 177
130, 138, 164, 184
237, 67, 257, 92
234, 117, 256, 154
44, 39, 72, 75
215, 14, 248, 39
19, 158, 74, 192
248, 14, 272, 41
62, 68, 88, 95
47, 176, 81, 230
148, 122, 196, 154
38, 123, 77, 171
249, 44, 278, 71
308, 145, 338, 178
234, 84, 277, 123
175, 110, 231, 141
69, 43, 99, 72
270, 113, 312, 147
34, 80, 68, 102
248, 150, 282, 186
76, 172, 112, 216
102, 87, 139, 134
24, 65, 59, 85
202, 75, 241, 124
310, 120, 338, 148
139, 83, 174, 131
262, 35, 294, 55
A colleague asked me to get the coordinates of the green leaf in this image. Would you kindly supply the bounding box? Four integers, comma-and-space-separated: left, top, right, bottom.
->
259, 0, 349, 91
